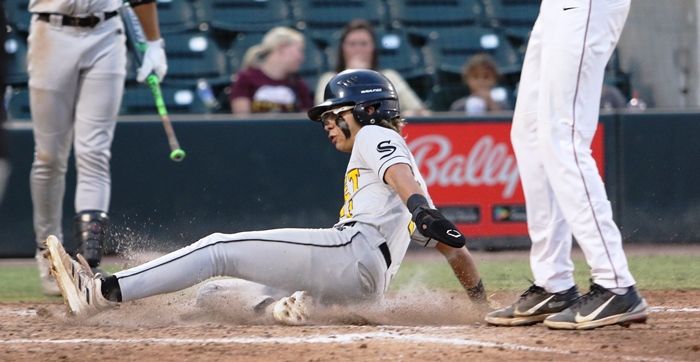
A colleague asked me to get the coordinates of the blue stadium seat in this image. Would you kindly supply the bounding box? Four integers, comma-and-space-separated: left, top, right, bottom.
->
291, 0, 387, 47
422, 26, 521, 77
120, 83, 207, 115
197, 0, 293, 34
386, 0, 486, 34
158, 31, 230, 87
6, 86, 31, 120
155, 0, 200, 34
3, 0, 31, 33
483, 0, 540, 56
5, 30, 28, 86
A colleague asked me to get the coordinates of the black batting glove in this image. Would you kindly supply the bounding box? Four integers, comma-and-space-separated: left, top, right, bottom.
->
407, 194, 466, 248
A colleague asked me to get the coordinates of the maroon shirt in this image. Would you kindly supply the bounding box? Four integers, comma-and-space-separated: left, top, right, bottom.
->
229, 68, 313, 113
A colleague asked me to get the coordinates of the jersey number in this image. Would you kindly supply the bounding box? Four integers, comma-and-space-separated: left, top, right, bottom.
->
340, 168, 360, 218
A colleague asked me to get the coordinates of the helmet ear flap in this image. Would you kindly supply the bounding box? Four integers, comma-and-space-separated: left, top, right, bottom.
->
353, 102, 381, 126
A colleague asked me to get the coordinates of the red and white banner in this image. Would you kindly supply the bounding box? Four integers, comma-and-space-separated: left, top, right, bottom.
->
404, 122, 604, 237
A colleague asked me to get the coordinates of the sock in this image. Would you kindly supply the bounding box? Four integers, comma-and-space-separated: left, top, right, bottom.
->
609, 287, 629, 295
466, 279, 487, 303
101, 275, 123, 302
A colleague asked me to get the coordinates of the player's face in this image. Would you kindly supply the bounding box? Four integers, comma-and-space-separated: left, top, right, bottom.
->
321, 106, 361, 153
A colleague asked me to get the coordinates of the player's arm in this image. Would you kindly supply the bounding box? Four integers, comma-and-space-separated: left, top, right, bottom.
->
128, 0, 167, 82
384, 164, 465, 248
435, 243, 486, 302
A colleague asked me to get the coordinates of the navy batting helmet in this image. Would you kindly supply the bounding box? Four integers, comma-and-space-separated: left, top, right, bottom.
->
308, 69, 400, 126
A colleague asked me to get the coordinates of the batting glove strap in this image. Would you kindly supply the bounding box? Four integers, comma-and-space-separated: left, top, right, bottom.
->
137, 38, 168, 83
406, 194, 466, 248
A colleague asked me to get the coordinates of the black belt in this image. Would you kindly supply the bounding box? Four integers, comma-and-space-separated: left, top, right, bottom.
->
36, 11, 118, 28
335, 221, 392, 269
378, 242, 392, 269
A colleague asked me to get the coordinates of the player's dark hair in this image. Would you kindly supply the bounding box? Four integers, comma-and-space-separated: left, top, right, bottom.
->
335, 20, 379, 73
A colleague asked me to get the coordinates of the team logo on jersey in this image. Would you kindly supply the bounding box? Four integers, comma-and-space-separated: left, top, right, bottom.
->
377, 140, 396, 160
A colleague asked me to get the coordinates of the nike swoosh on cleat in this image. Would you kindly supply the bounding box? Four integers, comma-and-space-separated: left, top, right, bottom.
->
515, 295, 555, 315
563, 7, 576, 11
575, 296, 615, 323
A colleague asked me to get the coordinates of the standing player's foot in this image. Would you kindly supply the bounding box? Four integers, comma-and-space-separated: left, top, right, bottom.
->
36, 248, 61, 296
44, 235, 116, 316
485, 284, 580, 326
544, 282, 648, 330
271, 291, 312, 325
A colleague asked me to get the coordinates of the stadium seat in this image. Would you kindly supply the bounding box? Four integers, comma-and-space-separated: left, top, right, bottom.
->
5, 31, 28, 86
422, 26, 521, 77
386, 0, 486, 35
426, 83, 470, 112
6, 85, 31, 120
290, 0, 387, 47
155, 0, 200, 34
197, 0, 293, 34
120, 83, 207, 115
157, 31, 230, 87
3, 0, 31, 33
483, 0, 540, 55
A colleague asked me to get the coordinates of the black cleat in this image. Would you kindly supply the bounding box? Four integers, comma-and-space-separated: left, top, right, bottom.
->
485, 284, 580, 326
544, 282, 648, 330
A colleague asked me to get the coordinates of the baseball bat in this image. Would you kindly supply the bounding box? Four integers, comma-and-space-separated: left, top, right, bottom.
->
121, 3, 185, 162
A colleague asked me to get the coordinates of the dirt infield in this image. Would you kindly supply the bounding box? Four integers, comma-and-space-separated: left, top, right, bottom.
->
2, 246, 699, 361
1, 289, 699, 361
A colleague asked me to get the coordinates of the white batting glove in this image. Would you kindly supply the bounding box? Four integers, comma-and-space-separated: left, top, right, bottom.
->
137, 39, 168, 83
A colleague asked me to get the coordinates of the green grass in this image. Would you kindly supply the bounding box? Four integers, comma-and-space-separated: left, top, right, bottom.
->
1, 255, 698, 303
0, 265, 122, 303
390, 254, 700, 292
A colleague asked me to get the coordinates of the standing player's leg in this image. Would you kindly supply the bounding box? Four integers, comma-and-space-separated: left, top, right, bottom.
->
537, 0, 647, 329
486, 5, 580, 327
72, 20, 127, 270
27, 20, 82, 295
537, 0, 634, 291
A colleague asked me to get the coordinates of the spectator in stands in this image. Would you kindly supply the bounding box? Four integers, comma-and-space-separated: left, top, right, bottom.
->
229, 27, 313, 114
450, 53, 511, 115
315, 20, 429, 117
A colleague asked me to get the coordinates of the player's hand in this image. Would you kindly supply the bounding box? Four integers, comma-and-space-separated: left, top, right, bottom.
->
413, 207, 466, 248
137, 39, 168, 83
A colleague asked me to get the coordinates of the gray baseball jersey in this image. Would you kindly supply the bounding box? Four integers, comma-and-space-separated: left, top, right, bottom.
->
114, 125, 436, 304
28, 0, 126, 247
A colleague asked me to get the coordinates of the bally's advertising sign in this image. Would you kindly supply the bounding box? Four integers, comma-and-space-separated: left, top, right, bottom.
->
404, 122, 604, 238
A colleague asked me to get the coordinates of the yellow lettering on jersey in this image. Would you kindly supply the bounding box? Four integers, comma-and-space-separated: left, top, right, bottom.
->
340, 168, 361, 218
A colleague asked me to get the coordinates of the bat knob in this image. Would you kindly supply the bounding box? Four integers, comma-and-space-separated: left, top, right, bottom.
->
170, 149, 186, 162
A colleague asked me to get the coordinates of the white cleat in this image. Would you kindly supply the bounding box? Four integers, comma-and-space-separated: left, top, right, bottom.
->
43, 235, 116, 316
272, 291, 312, 326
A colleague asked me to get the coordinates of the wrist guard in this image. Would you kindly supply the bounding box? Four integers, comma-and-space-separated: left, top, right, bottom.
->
406, 194, 466, 248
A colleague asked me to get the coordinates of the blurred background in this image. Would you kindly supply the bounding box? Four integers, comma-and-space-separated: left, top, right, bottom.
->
2, 0, 696, 118
3, 0, 700, 257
